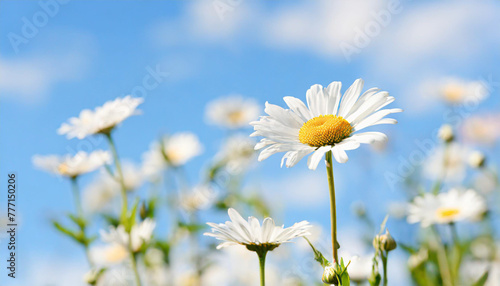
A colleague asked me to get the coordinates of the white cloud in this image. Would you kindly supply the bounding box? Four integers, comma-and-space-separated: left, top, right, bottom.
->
0, 30, 94, 104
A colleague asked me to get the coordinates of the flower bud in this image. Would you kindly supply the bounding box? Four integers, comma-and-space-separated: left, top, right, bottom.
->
438, 124, 454, 143
468, 151, 486, 168
83, 268, 105, 285
373, 230, 397, 252
322, 265, 339, 285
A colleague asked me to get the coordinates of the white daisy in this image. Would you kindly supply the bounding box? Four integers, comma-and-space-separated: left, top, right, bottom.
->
32, 150, 111, 178
204, 208, 311, 250
216, 134, 257, 173
461, 113, 500, 145
90, 243, 129, 266
58, 95, 143, 139
407, 189, 487, 227
180, 185, 216, 212
423, 143, 469, 183
437, 77, 488, 105
100, 218, 156, 252
206, 95, 260, 129
250, 79, 402, 169
345, 255, 372, 283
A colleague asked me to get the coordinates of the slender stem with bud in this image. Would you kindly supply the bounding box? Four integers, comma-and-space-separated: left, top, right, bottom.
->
325, 151, 339, 263
381, 252, 388, 286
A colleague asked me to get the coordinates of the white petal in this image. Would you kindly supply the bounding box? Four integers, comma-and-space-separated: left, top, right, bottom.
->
283, 96, 312, 122
338, 79, 364, 117
307, 146, 331, 170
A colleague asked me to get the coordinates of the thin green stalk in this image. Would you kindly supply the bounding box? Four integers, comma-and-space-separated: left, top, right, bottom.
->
104, 132, 128, 218
70, 177, 93, 267
325, 151, 339, 263
104, 132, 142, 286
257, 250, 267, 286
381, 252, 388, 286
431, 226, 453, 286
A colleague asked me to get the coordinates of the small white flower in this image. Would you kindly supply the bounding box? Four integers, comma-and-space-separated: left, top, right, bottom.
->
100, 218, 156, 252
251, 79, 401, 169
437, 77, 488, 105
180, 185, 216, 212
407, 189, 487, 227
346, 255, 372, 283
206, 95, 260, 129
145, 132, 203, 168
58, 96, 143, 139
33, 150, 111, 178
423, 143, 469, 183
90, 243, 129, 266
461, 113, 500, 145
216, 134, 257, 173
204, 208, 311, 250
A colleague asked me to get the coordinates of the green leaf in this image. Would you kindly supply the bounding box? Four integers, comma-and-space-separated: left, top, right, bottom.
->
67, 213, 86, 229
472, 271, 489, 286
303, 237, 330, 268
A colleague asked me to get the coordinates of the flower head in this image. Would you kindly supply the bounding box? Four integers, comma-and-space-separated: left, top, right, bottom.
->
206, 95, 260, 129
408, 189, 487, 227
100, 218, 156, 252
251, 79, 401, 169
58, 96, 143, 139
216, 134, 257, 173
437, 77, 488, 105
33, 150, 111, 178
204, 208, 311, 251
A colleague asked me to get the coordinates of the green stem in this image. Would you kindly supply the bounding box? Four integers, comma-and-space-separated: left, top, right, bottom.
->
104, 132, 128, 221
431, 226, 453, 286
104, 132, 142, 286
325, 151, 339, 263
381, 252, 388, 286
257, 250, 267, 286
70, 177, 93, 268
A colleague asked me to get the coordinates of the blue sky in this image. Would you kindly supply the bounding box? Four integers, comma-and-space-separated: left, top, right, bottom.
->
1, 0, 500, 284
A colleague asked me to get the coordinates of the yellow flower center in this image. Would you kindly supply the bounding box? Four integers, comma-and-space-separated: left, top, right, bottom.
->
442, 84, 464, 103
104, 244, 129, 263
227, 110, 244, 123
298, 115, 352, 147
436, 207, 460, 219
58, 163, 71, 176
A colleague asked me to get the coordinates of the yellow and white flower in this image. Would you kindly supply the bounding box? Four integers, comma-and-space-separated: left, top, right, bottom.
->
180, 185, 216, 212
206, 95, 260, 129
461, 113, 500, 145
32, 150, 111, 178
90, 243, 129, 266
204, 208, 311, 249
407, 189, 487, 227
437, 77, 488, 105
58, 96, 143, 139
423, 143, 470, 183
251, 79, 401, 169
100, 218, 156, 252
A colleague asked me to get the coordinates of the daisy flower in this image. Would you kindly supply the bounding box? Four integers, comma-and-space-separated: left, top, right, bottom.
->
437, 77, 488, 105
58, 95, 143, 139
100, 218, 156, 252
216, 134, 257, 173
206, 95, 260, 129
205, 208, 310, 286
180, 185, 216, 212
251, 79, 402, 169
423, 143, 470, 183
407, 189, 487, 227
32, 150, 111, 178
205, 208, 311, 250
461, 113, 500, 145
90, 243, 129, 266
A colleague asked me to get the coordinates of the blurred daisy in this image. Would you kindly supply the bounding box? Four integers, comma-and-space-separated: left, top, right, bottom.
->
216, 134, 257, 173
180, 185, 216, 212
100, 218, 156, 252
423, 143, 469, 183
461, 113, 500, 145
346, 255, 372, 283
58, 95, 143, 139
206, 95, 260, 129
407, 189, 487, 227
33, 150, 111, 178
437, 77, 488, 105
251, 79, 401, 169
468, 151, 486, 168
205, 208, 311, 250
90, 243, 129, 266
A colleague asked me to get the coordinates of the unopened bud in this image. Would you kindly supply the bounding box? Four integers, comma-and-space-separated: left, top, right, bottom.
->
373, 230, 397, 252
438, 124, 454, 143
322, 265, 339, 285
140, 201, 148, 220
468, 151, 486, 168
